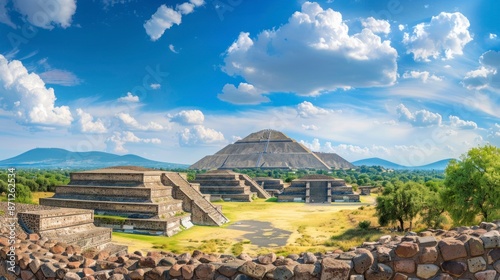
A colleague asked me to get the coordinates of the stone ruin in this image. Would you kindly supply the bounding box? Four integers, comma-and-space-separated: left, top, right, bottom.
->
278, 175, 360, 203
1, 202, 499, 280
254, 177, 285, 197
192, 170, 271, 202
39, 167, 228, 236
189, 129, 355, 170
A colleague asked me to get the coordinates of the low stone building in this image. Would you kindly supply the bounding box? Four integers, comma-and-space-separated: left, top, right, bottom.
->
254, 177, 285, 196
277, 175, 360, 203
192, 170, 271, 202
40, 166, 228, 236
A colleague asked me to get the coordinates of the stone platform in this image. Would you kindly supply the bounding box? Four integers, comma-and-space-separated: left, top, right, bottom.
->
278, 175, 360, 203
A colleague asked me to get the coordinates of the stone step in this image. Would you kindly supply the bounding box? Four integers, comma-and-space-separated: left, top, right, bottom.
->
18, 208, 94, 232
192, 179, 243, 186
40, 197, 183, 218
94, 215, 189, 237
55, 185, 172, 199
199, 185, 251, 194
42, 224, 112, 250
209, 194, 253, 202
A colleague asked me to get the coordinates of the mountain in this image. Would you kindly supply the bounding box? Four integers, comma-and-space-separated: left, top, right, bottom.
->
352, 157, 454, 170
0, 148, 189, 169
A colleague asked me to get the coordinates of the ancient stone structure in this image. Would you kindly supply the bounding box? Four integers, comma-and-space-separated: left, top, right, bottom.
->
359, 186, 372, 195
190, 129, 354, 170
1, 208, 499, 280
40, 167, 228, 236
254, 177, 285, 196
278, 175, 360, 203
192, 170, 271, 202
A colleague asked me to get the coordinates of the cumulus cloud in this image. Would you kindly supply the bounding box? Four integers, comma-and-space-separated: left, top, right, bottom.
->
217, 83, 270, 105
170, 109, 204, 125
462, 50, 500, 91
38, 69, 81, 86
0, 54, 73, 126
116, 112, 164, 131
449, 115, 477, 130
76, 108, 107, 133
144, 0, 204, 41
150, 83, 161, 90
297, 101, 331, 118
490, 33, 497, 40
118, 92, 139, 103
107, 131, 161, 153
302, 124, 319, 131
179, 125, 225, 146
222, 1, 397, 96
13, 0, 77, 29
396, 104, 442, 127
403, 12, 472, 61
402, 71, 442, 83
361, 17, 390, 34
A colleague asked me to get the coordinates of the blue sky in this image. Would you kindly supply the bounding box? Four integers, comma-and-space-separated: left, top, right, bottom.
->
0, 0, 499, 166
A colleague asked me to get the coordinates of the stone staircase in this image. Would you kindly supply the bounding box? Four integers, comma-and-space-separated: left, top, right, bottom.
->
162, 173, 229, 226
239, 174, 271, 199
17, 208, 127, 254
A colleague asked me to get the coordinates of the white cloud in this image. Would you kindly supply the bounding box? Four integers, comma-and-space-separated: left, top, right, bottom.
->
150, 83, 161, 90
403, 12, 472, 61
462, 50, 500, 91
118, 92, 139, 103
297, 101, 331, 118
107, 131, 161, 153
398, 24, 405, 31
0, 0, 15, 28
38, 69, 81, 86
490, 33, 497, 39
222, 1, 397, 96
396, 104, 442, 127
116, 112, 164, 131
170, 109, 205, 125
13, 0, 76, 29
402, 70, 442, 83
76, 108, 107, 133
449, 115, 477, 130
217, 83, 270, 105
361, 17, 390, 34
179, 125, 225, 146
302, 124, 319, 131
0, 54, 73, 126
168, 44, 179, 54
144, 1, 204, 41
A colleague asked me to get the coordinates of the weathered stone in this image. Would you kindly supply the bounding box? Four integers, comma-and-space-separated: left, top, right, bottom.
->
169, 263, 183, 277
67, 261, 81, 269
487, 248, 500, 264
287, 254, 300, 261
441, 261, 467, 277
468, 236, 485, 256
395, 242, 419, 258
258, 252, 277, 265
181, 264, 196, 279
393, 273, 408, 280
195, 263, 216, 279
416, 264, 439, 279
494, 260, 500, 273
139, 256, 161, 268
468, 256, 487, 273
474, 270, 497, 280
481, 231, 500, 249
294, 264, 319, 280
480, 222, 498, 231
321, 258, 350, 280
233, 275, 253, 280
438, 239, 467, 261
63, 272, 81, 280
394, 259, 415, 274
339, 251, 357, 260
365, 263, 393, 280
113, 267, 129, 275
50, 244, 65, 254
94, 251, 110, 261
238, 253, 253, 262
128, 268, 145, 280
430, 273, 453, 280
199, 254, 219, 264
273, 265, 295, 280
238, 261, 268, 279
418, 236, 438, 247
82, 267, 95, 276
40, 262, 57, 278
108, 274, 125, 280
376, 246, 392, 263
378, 235, 391, 244
303, 252, 317, 264
350, 275, 365, 280
218, 262, 241, 277
20, 270, 35, 280
352, 249, 373, 274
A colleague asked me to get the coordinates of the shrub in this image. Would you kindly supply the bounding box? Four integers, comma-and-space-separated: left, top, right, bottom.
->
358, 220, 371, 229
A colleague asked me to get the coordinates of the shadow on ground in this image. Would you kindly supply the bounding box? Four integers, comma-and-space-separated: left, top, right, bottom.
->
227, 220, 292, 247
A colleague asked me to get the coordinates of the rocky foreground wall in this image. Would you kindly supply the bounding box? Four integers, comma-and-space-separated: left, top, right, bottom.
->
0, 217, 499, 280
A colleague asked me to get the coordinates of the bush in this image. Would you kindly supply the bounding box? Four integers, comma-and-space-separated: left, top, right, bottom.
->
358, 220, 371, 229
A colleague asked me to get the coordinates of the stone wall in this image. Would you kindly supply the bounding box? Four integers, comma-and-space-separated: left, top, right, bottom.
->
1, 213, 499, 280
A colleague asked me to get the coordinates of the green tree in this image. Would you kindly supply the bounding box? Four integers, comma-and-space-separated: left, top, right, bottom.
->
420, 183, 446, 228
16, 183, 33, 204
442, 145, 500, 225
376, 181, 425, 231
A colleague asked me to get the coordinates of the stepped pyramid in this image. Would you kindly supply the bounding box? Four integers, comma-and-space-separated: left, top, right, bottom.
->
40, 166, 228, 236
190, 129, 354, 170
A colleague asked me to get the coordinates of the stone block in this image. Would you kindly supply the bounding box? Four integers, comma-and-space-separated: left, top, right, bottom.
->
394, 259, 415, 274
416, 264, 439, 279
468, 256, 487, 273
195, 263, 216, 279
303, 252, 317, 264
393, 273, 408, 280
438, 239, 467, 261
418, 236, 438, 247
395, 242, 419, 258
474, 270, 497, 280
468, 236, 485, 256
321, 258, 350, 280
364, 263, 393, 280
481, 231, 499, 249
441, 261, 467, 277
487, 248, 500, 264
352, 249, 373, 274
238, 261, 268, 279
294, 264, 319, 280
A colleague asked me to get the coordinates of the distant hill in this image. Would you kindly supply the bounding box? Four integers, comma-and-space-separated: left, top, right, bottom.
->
0, 148, 189, 169
352, 157, 454, 170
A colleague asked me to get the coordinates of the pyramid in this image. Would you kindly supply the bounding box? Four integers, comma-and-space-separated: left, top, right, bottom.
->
189, 129, 355, 170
